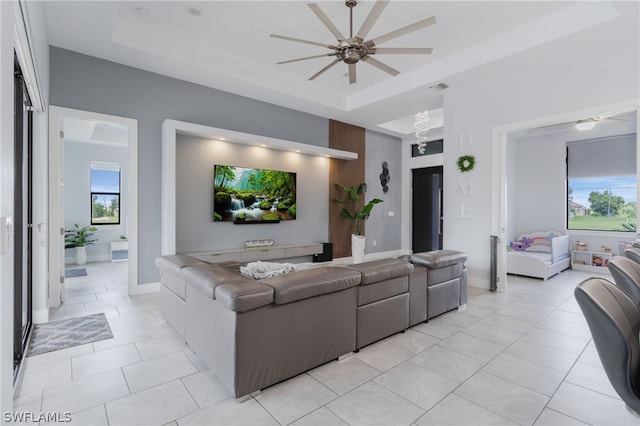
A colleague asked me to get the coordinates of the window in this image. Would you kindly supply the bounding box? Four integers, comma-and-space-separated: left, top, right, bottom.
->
411, 139, 443, 157
567, 134, 636, 232
90, 162, 121, 225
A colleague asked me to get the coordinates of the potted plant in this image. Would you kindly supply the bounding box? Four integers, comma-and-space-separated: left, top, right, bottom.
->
64, 224, 98, 265
334, 183, 383, 263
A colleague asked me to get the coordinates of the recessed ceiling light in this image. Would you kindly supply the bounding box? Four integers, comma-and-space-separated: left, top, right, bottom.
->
134, 7, 150, 17
186, 6, 202, 16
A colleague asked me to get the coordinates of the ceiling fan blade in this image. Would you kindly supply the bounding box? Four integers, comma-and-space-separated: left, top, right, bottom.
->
308, 3, 345, 41
277, 53, 336, 65
537, 120, 575, 129
270, 34, 335, 49
309, 58, 341, 81
361, 56, 399, 76
355, 0, 389, 41
370, 16, 437, 46
372, 47, 433, 54
348, 63, 356, 85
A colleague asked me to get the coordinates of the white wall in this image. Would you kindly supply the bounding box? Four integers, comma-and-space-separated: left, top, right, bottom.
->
0, 1, 16, 414
0, 0, 49, 415
64, 141, 128, 263
442, 19, 639, 287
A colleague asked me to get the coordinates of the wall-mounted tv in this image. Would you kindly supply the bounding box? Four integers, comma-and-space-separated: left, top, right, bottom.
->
213, 164, 297, 222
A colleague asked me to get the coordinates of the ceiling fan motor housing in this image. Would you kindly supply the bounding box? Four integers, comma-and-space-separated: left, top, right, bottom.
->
339, 40, 367, 63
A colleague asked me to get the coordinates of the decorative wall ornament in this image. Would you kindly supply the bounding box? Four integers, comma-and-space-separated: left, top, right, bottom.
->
460, 201, 471, 218
457, 180, 474, 196
380, 162, 390, 193
457, 155, 475, 173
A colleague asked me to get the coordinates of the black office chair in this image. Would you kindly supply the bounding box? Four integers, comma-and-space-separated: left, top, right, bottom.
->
625, 246, 640, 265
608, 256, 640, 306
574, 278, 640, 414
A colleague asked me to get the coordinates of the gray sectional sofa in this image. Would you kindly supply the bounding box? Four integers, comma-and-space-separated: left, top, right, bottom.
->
155, 250, 466, 398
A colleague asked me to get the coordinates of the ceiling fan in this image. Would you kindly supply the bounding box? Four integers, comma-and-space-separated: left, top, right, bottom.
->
535, 115, 628, 132
270, 0, 436, 85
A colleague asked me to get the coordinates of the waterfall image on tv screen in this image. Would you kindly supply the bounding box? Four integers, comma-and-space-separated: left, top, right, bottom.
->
213, 165, 297, 222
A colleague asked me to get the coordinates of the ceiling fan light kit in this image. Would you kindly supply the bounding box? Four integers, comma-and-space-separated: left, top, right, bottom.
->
575, 120, 596, 131
271, 0, 436, 84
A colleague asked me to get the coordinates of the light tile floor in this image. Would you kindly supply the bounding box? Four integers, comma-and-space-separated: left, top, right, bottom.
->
13, 262, 640, 425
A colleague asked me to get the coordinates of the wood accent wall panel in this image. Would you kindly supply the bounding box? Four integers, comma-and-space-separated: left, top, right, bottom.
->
329, 120, 365, 259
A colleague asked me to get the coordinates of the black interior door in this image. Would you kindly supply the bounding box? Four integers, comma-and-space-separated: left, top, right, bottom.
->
412, 166, 443, 252
14, 53, 33, 376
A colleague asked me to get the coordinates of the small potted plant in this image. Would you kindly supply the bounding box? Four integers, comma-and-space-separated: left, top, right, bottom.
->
65, 224, 98, 265
576, 241, 587, 252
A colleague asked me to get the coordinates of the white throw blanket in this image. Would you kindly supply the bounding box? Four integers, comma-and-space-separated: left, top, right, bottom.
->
240, 261, 297, 280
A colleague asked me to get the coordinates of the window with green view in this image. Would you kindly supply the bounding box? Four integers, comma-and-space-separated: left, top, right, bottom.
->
567, 134, 636, 232
90, 162, 121, 225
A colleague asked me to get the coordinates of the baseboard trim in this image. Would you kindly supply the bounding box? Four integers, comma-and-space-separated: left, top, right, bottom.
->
32, 308, 49, 324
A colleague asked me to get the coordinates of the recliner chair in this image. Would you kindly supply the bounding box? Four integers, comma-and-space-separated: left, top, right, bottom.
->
607, 256, 640, 306
574, 278, 640, 414
624, 246, 640, 265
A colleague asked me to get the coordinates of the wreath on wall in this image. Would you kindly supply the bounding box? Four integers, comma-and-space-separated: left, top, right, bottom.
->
457, 155, 475, 173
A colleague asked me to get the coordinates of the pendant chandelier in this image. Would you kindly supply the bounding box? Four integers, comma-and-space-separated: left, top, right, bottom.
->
414, 111, 430, 154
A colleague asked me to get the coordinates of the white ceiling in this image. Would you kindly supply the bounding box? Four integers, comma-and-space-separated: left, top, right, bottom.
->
64, 117, 129, 147
43, 1, 639, 137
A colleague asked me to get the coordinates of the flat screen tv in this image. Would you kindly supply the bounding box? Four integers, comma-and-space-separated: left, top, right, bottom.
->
213, 164, 297, 222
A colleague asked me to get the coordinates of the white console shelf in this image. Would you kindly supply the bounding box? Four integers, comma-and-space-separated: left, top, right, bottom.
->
571, 250, 612, 273
183, 243, 323, 263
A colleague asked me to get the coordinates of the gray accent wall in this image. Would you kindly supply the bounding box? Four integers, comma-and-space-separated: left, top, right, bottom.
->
365, 130, 402, 254
176, 134, 329, 253
50, 47, 328, 283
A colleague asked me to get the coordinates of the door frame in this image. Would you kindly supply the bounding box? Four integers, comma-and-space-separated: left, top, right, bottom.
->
13, 53, 33, 374
491, 100, 639, 292
48, 106, 139, 307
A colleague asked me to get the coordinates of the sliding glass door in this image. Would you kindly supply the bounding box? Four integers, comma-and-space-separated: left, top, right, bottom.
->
13, 53, 33, 376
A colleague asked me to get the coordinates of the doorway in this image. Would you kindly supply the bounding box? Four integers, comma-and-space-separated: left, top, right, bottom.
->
412, 166, 443, 252
49, 107, 139, 307
13, 54, 33, 376
491, 101, 639, 292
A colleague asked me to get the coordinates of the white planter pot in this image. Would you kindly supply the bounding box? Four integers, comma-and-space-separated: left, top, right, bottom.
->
75, 246, 87, 265
351, 234, 366, 264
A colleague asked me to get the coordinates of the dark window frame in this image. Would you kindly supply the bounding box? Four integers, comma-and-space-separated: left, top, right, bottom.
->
90, 165, 122, 226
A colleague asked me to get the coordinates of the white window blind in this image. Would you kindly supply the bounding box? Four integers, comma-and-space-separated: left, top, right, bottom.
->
567, 134, 636, 178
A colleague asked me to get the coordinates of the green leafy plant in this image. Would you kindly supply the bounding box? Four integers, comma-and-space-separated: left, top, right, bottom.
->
334, 183, 383, 236
64, 224, 98, 249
